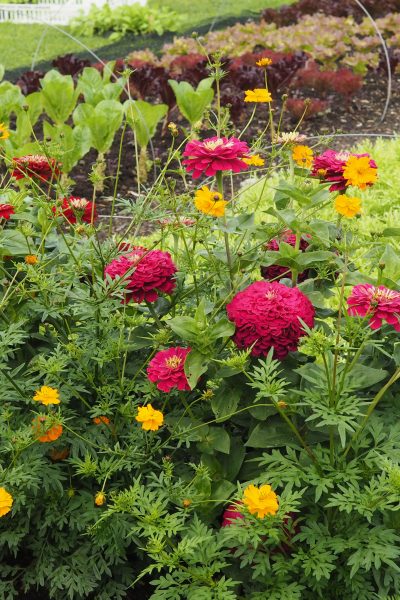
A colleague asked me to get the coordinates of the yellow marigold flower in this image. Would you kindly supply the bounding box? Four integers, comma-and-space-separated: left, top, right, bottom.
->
256, 57, 273, 67
95, 491, 106, 506
25, 255, 39, 265
33, 385, 60, 406
194, 186, 228, 217
135, 404, 164, 431
292, 144, 313, 168
343, 155, 378, 190
182, 498, 192, 508
0, 487, 13, 517
242, 483, 279, 519
243, 154, 265, 167
334, 195, 361, 218
0, 123, 10, 141
244, 89, 272, 103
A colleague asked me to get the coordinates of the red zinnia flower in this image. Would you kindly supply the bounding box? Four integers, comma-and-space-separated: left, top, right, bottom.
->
311, 150, 377, 192
347, 284, 400, 331
0, 204, 15, 220
12, 154, 61, 181
182, 136, 250, 179
261, 230, 310, 282
104, 246, 177, 304
52, 197, 97, 224
147, 346, 191, 392
226, 281, 315, 359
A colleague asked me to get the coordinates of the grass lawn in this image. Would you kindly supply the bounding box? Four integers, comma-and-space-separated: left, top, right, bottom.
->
0, 0, 293, 73
148, 0, 295, 30
0, 23, 111, 72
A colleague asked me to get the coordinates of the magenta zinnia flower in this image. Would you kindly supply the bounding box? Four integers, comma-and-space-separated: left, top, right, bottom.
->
226, 281, 315, 359
261, 230, 310, 282
347, 284, 400, 331
147, 346, 191, 392
104, 246, 177, 304
12, 154, 61, 181
311, 150, 377, 192
182, 136, 250, 179
221, 504, 245, 527
0, 204, 15, 220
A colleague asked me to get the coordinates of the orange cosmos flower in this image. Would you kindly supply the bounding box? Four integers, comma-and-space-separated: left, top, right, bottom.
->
343, 155, 378, 190
93, 416, 110, 425
32, 416, 63, 443
244, 89, 272, 103
135, 404, 164, 431
256, 57, 273, 67
95, 491, 106, 506
242, 483, 279, 518
334, 195, 362, 218
25, 255, 39, 265
292, 145, 314, 168
0, 487, 13, 517
194, 186, 228, 217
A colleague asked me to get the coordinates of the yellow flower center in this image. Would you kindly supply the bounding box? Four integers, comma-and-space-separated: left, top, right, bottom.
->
203, 139, 224, 151
165, 355, 182, 369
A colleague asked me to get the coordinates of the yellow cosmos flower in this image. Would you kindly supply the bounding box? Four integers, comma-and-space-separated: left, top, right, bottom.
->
292, 144, 314, 168
194, 186, 228, 217
0, 123, 10, 141
343, 155, 377, 190
243, 154, 265, 167
0, 487, 13, 517
25, 255, 39, 265
334, 195, 361, 218
256, 57, 273, 67
95, 491, 106, 506
242, 483, 279, 519
135, 404, 164, 431
244, 89, 272, 103
33, 385, 60, 406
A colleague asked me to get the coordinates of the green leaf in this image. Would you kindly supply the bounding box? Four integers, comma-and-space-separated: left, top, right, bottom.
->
40, 70, 78, 125
345, 365, 388, 390
169, 79, 214, 126
168, 315, 199, 342
0, 230, 30, 256
209, 318, 235, 341
184, 349, 208, 390
197, 426, 230, 454
211, 386, 240, 422
296, 251, 334, 267
73, 100, 123, 153
246, 422, 298, 448
124, 99, 167, 149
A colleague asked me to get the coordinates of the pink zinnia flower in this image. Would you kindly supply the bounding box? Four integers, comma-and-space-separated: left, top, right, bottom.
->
226, 281, 315, 359
52, 197, 97, 224
347, 284, 400, 331
0, 204, 15, 220
261, 230, 310, 282
147, 346, 191, 392
12, 154, 61, 181
311, 150, 377, 192
182, 136, 250, 179
221, 504, 245, 527
104, 246, 177, 304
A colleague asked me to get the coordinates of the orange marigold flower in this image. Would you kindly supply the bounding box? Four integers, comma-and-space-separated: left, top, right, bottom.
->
32, 416, 63, 443
292, 145, 314, 168
334, 195, 361, 218
0, 123, 10, 141
0, 487, 13, 517
33, 385, 60, 406
256, 57, 273, 67
243, 154, 265, 167
135, 404, 164, 431
244, 89, 272, 103
25, 255, 39, 265
194, 186, 228, 217
343, 155, 378, 190
242, 483, 279, 518
95, 491, 106, 506
93, 416, 110, 425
